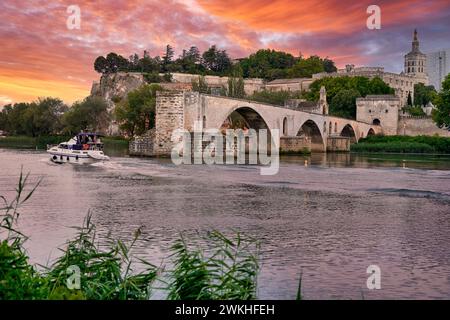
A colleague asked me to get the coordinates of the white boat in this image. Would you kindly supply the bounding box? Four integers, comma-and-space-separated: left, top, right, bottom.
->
47, 132, 110, 163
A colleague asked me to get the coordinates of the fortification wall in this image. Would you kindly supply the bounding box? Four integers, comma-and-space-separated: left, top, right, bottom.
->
397, 117, 450, 137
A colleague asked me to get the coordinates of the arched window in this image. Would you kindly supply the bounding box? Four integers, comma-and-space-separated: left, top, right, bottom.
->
203, 115, 206, 129
334, 122, 337, 133
373, 119, 381, 126
283, 117, 288, 136
323, 121, 327, 133
329, 122, 332, 134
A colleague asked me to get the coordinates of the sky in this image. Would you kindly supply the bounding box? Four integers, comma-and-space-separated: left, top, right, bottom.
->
1, 0, 450, 106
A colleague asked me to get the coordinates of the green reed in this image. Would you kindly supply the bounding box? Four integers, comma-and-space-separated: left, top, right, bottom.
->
0, 171, 271, 300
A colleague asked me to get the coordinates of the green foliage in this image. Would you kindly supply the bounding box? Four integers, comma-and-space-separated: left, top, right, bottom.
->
407, 92, 413, 107
432, 74, 450, 128
1, 172, 263, 301
287, 55, 325, 78
143, 72, 163, 83
0, 98, 68, 137
162, 45, 175, 72
62, 96, 109, 135
202, 45, 232, 74
403, 105, 425, 116
414, 83, 437, 106
247, 90, 302, 106
306, 76, 394, 119
329, 89, 360, 119
238, 50, 336, 80
168, 231, 259, 300
45, 213, 157, 300
0, 171, 45, 300
115, 84, 163, 136
352, 135, 450, 154
93, 47, 336, 81
238, 49, 296, 80
227, 66, 246, 98
94, 53, 130, 74
351, 142, 434, 153
192, 76, 211, 94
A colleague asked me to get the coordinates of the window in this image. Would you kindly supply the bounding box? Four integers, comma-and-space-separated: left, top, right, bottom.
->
283, 117, 288, 136
385, 109, 389, 113
334, 122, 337, 133
329, 122, 332, 133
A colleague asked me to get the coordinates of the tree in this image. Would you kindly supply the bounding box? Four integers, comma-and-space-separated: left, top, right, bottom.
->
175, 46, 204, 74
432, 74, 450, 128
63, 97, 109, 135
94, 56, 108, 74
0, 109, 6, 131
238, 49, 296, 80
407, 92, 413, 107
94, 53, 129, 74
414, 83, 437, 106
202, 46, 232, 75
306, 76, 394, 119
192, 76, 210, 94
329, 89, 361, 119
323, 58, 337, 73
0, 98, 68, 136
162, 45, 175, 72
227, 65, 245, 98
114, 84, 163, 136
287, 56, 325, 78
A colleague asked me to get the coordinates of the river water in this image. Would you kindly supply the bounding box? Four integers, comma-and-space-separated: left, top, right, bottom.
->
1, 148, 449, 299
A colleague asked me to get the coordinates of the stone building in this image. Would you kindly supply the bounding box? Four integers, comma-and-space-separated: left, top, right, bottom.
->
404, 29, 428, 83
312, 65, 424, 107
356, 95, 401, 135
356, 95, 450, 137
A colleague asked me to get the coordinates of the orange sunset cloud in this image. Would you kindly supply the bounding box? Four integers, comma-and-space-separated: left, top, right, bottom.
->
0, 0, 449, 106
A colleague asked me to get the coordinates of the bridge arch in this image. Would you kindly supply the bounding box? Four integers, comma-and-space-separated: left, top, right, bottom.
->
282, 117, 288, 136
340, 124, 358, 143
219, 106, 271, 131
367, 128, 376, 137
297, 119, 325, 152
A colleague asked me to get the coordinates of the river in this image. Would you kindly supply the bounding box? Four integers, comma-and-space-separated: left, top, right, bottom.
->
0, 148, 449, 299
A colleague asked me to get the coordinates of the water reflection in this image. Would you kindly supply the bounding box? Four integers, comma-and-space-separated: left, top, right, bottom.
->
1, 148, 450, 299
281, 153, 450, 170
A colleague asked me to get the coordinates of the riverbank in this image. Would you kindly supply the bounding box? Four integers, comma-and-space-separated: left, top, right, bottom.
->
0, 135, 129, 153
351, 135, 450, 154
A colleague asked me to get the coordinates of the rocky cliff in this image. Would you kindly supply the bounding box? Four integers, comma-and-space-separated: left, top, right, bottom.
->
90, 72, 146, 110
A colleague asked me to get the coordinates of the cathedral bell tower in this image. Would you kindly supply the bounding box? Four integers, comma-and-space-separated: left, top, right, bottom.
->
404, 29, 428, 82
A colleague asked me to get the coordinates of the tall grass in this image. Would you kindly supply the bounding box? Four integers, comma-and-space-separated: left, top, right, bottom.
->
167, 232, 259, 300
0, 170, 45, 299
1, 171, 269, 300
352, 135, 450, 154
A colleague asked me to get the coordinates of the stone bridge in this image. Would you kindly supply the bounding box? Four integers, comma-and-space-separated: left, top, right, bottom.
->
139, 91, 382, 156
